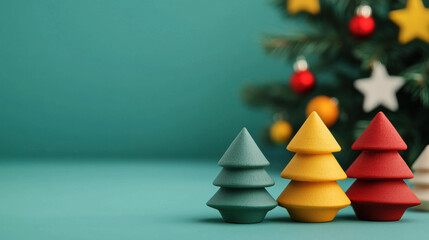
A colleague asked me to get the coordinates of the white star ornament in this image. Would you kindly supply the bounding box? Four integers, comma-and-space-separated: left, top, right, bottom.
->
354, 62, 405, 112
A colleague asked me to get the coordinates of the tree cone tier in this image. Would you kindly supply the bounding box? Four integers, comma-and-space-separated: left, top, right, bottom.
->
278, 181, 350, 208
346, 180, 420, 221
281, 153, 346, 181
350, 202, 413, 221
411, 145, 429, 211
286, 112, 341, 154
410, 172, 429, 185
277, 181, 350, 222
346, 151, 413, 179
347, 180, 420, 205
213, 168, 274, 188
218, 128, 270, 168
284, 207, 342, 223
351, 112, 407, 151
218, 208, 272, 224
412, 146, 429, 170
411, 185, 429, 201
207, 188, 277, 224
411, 175, 429, 211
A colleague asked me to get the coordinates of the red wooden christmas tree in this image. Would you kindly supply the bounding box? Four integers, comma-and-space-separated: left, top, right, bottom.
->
346, 112, 420, 221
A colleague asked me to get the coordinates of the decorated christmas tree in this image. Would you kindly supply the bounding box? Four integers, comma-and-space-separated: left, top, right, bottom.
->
242, 0, 429, 167
207, 128, 277, 223
346, 112, 420, 221
277, 112, 350, 222
411, 145, 429, 211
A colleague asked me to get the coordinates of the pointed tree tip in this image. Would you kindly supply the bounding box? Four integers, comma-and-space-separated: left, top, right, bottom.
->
218, 127, 270, 168
309, 111, 319, 117
238, 127, 251, 138
287, 110, 340, 153
352, 111, 406, 151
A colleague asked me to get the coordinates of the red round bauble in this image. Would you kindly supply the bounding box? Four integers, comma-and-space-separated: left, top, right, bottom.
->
349, 15, 375, 39
290, 70, 315, 94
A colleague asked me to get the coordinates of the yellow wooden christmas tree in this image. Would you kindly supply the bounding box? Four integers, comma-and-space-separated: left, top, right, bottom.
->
277, 111, 350, 222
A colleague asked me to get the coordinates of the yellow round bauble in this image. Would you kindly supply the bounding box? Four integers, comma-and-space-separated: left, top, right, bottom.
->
305, 96, 339, 127
270, 120, 293, 144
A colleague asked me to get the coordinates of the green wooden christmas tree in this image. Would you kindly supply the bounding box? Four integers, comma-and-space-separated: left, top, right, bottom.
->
207, 128, 277, 223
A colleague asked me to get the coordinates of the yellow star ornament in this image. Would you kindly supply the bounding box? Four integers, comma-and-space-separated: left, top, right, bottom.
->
389, 0, 429, 44
287, 0, 320, 15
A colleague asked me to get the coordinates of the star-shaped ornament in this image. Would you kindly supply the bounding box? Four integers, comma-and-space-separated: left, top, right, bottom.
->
287, 0, 320, 15
389, 0, 429, 44
354, 62, 405, 112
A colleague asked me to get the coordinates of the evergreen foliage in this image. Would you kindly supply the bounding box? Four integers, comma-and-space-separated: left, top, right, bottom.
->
242, 0, 429, 167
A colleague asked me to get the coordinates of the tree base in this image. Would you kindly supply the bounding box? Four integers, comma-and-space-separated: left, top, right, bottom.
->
285, 207, 341, 223
218, 209, 269, 224
350, 202, 414, 221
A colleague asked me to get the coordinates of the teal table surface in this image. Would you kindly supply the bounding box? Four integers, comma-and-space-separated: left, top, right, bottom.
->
0, 159, 428, 240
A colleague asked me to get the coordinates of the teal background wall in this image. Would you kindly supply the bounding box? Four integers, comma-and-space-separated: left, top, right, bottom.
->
0, 0, 289, 158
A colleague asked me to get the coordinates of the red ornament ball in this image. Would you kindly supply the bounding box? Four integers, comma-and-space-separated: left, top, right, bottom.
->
290, 70, 315, 94
349, 15, 375, 39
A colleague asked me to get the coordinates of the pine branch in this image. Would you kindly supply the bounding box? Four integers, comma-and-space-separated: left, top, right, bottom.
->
263, 33, 343, 66
403, 60, 429, 106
